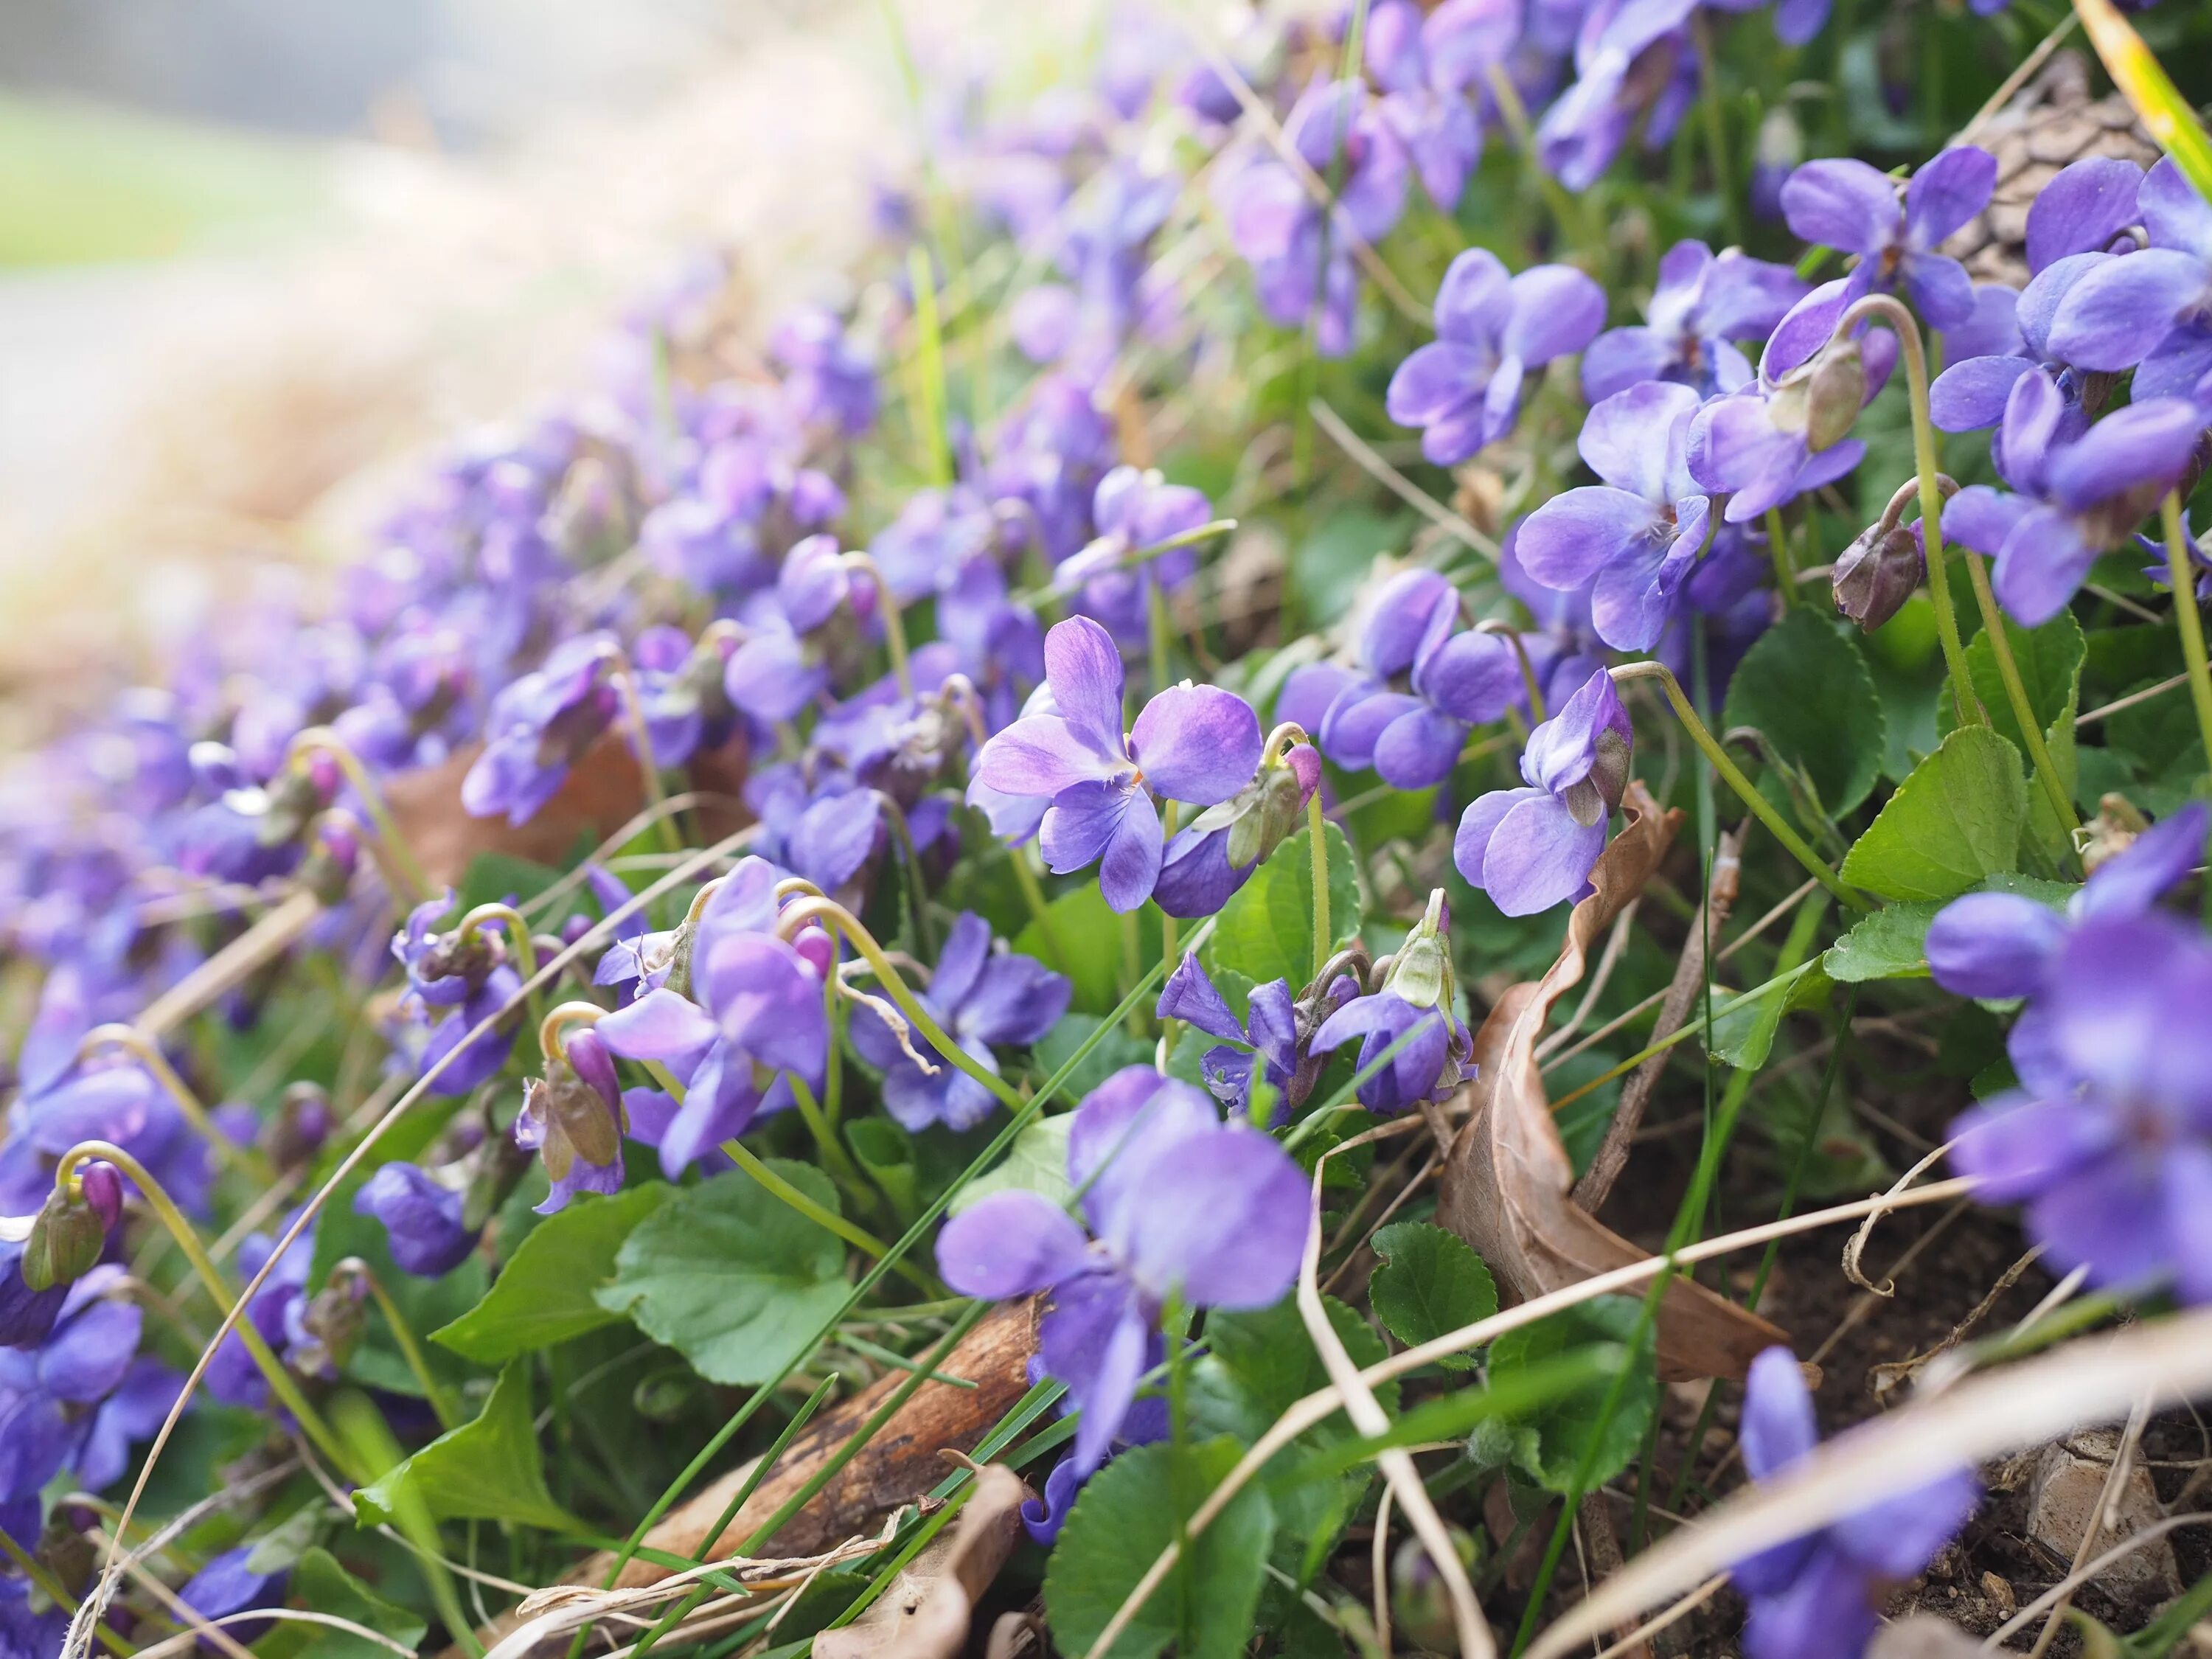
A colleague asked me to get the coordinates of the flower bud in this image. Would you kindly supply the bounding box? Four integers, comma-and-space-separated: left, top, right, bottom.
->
296, 1270, 369, 1374
1804, 338, 1865, 454
521, 1029, 625, 1181
1832, 519, 1925, 630
268, 1084, 334, 1174
1391, 1526, 1485, 1654
21, 1175, 112, 1293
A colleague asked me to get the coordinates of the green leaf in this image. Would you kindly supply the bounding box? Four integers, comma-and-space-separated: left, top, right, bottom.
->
255, 1548, 428, 1659
946, 1112, 1074, 1216
1045, 1437, 1276, 1659
1204, 1293, 1397, 1422
1014, 886, 1158, 1015
455, 849, 571, 917
431, 1183, 669, 1365
1367, 1222, 1497, 1371
1034, 1012, 1152, 1102
1943, 612, 2084, 865
1723, 609, 1888, 821
594, 1161, 851, 1384
846, 1119, 919, 1220
1484, 1297, 1656, 1495
354, 1360, 577, 1533
1824, 901, 1941, 982
1206, 824, 1360, 992
1839, 726, 2027, 901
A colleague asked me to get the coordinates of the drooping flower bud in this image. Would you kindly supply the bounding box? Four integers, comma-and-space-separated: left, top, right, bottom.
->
268, 1083, 335, 1174
21, 1166, 116, 1293
1832, 519, 1925, 630
516, 1026, 627, 1211
295, 1263, 369, 1374
1391, 1526, 1485, 1655
1803, 338, 1865, 454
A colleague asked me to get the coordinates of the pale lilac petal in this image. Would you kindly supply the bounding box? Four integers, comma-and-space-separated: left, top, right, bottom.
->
597, 988, 720, 1069
2045, 397, 2202, 512
974, 714, 1127, 796
1374, 706, 1471, 788
1433, 246, 1512, 341
1055, 1281, 1151, 1476
1416, 630, 1521, 723
2048, 250, 2211, 371
2139, 156, 2212, 262
1517, 487, 1666, 592
1130, 684, 1262, 804
1930, 355, 2034, 433
1903, 253, 1978, 332
936, 1192, 1091, 1299
1941, 485, 2034, 557
699, 935, 828, 1082
1097, 794, 1165, 912
1503, 265, 1608, 364
1904, 147, 1996, 250
1386, 341, 1489, 426
1581, 327, 1676, 403
1361, 569, 1458, 678
1321, 689, 1425, 770
1948, 1093, 2110, 1203
1781, 159, 1897, 255
1481, 791, 1607, 914
1578, 380, 1703, 498
961, 953, 1071, 1046
1942, 283, 2023, 363
1042, 616, 1130, 758
1454, 787, 1540, 887
1118, 1125, 1310, 1307
1739, 1347, 1818, 1479
1924, 893, 2065, 998
2046, 914, 2199, 1102
2025, 157, 2143, 274
1992, 506, 2093, 626
1042, 777, 1144, 872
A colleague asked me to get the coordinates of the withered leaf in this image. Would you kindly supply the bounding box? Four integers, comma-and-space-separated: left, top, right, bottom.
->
813, 1463, 1032, 1659
1434, 782, 1785, 1382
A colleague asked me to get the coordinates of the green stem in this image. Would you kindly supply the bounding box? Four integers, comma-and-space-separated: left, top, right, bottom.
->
1156, 802, 1180, 1060
1691, 10, 1742, 246
1308, 791, 1330, 983
1610, 662, 1869, 909
1164, 1290, 1195, 1652
352, 1262, 464, 1432
55, 1142, 355, 1480
843, 553, 915, 700
906, 244, 953, 489
1836, 294, 1982, 726
286, 727, 435, 903
778, 898, 1028, 1113
1122, 908, 1146, 1040
456, 902, 549, 1034
2162, 492, 2212, 782
784, 1070, 874, 1209
1960, 551, 2081, 839
330, 1388, 481, 1658
1764, 507, 1797, 606
1147, 565, 1176, 698
717, 1133, 946, 1299
78, 1026, 271, 1182
1008, 847, 1068, 975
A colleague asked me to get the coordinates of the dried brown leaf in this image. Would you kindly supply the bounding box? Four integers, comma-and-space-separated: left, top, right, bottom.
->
1433, 782, 1785, 1382
813, 1464, 1032, 1659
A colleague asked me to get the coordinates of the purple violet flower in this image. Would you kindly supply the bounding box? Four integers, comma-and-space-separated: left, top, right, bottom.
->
1387, 249, 1607, 465
1291, 569, 1523, 788
769, 305, 878, 437
0, 1270, 178, 1502
1780, 147, 1997, 330
1152, 743, 1323, 919
1157, 954, 1305, 1118
596, 857, 828, 1178
1732, 1347, 1977, 1659
1365, 0, 1510, 212
1516, 380, 1714, 651
1310, 893, 1471, 1113
970, 617, 1265, 912
1055, 467, 1213, 643
1941, 367, 2203, 626
461, 633, 622, 827
1947, 909, 2212, 1302
935, 1067, 1310, 1474
1582, 239, 1808, 403
1453, 667, 1632, 916
514, 1026, 629, 1214
850, 913, 1068, 1131
1535, 0, 1700, 192
206, 1216, 316, 1409
723, 535, 860, 724
353, 1163, 479, 1278
178, 1545, 291, 1646
2049, 158, 2212, 404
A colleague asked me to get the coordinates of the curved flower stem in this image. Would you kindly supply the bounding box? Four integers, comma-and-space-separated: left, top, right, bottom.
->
54, 1141, 356, 1479
456, 902, 549, 1033
1832, 295, 1983, 727
1690, 11, 1742, 247
537, 1001, 607, 1065
77, 1026, 271, 1182
1309, 790, 1332, 981
1155, 802, 1181, 1065
1475, 619, 1551, 723
1147, 567, 1175, 696
776, 897, 1028, 1113
286, 728, 434, 903
1009, 518, 1238, 609
873, 791, 934, 957
2161, 493, 2212, 782
1960, 550, 2082, 840
841, 552, 914, 699
338, 1258, 463, 1433
1763, 507, 1798, 606
1610, 663, 1871, 911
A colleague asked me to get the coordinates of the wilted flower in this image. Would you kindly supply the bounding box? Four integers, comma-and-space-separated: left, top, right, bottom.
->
1517, 380, 1714, 650
849, 913, 1068, 1131
1732, 1347, 1977, 1659
1830, 517, 1924, 630
936, 1067, 1309, 1473
1941, 366, 2202, 625
1780, 147, 1995, 330
1454, 668, 1632, 916
970, 617, 1264, 911
515, 1027, 627, 1214
1388, 249, 1607, 465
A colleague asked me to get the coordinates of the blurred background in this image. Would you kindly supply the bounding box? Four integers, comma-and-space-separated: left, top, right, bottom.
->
0, 0, 1085, 725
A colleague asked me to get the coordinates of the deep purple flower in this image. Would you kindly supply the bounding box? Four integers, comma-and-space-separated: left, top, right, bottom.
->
1732, 1347, 1977, 1659
971, 617, 1264, 912
354, 1163, 478, 1278
1781, 147, 1995, 330
1293, 570, 1522, 788
1582, 240, 1808, 403
596, 858, 828, 1178
2050, 158, 2212, 403
1388, 249, 1607, 465
178, 1545, 291, 1646
0, 1242, 66, 1351
208, 1218, 315, 1408
1535, 0, 1700, 192
462, 633, 621, 826
1365, 0, 1511, 212
0, 1270, 176, 1501
0, 1060, 219, 1222
1949, 911, 2212, 1302
1152, 744, 1323, 919
392, 902, 529, 1099
743, 764, 883, 899
1158, 953, 1303, 1117
1217, 80, 1408, 357
1517, 382, 1714, 650
1310, 894, 1470, 1113
1055, 467, 1213, 643
1454, 668, 1632, 916
1941, 367, 2203, 625
1688, 277, 1889, 523
936, 1067, 1310, 1473
851, 913, 1068, 1131
1931, 156, 2149, 432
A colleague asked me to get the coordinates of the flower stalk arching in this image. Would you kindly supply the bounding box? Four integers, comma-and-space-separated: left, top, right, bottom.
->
839, 551, 915, 699
1829, 295, 1983, 729
285, 727, 436, 904
2162, 492, 2212, 785
75, 1026, 271, 1182
1475, 620, 1550, 725
330, 1256, 462, 1433
1764, 507, 1798, 606
1609, 663, 1870, 911
775, 896, 1028, 1114
50, 1141, 358, 1481
872, 790, 936, 957
1262, 720, 1333, 978
455, 901, 549, 1032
